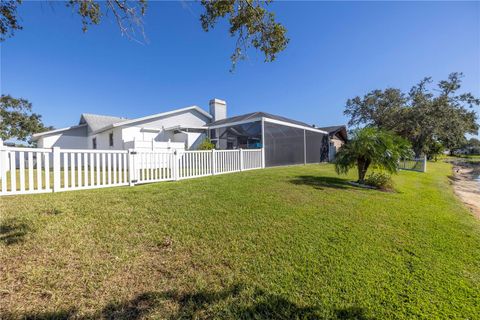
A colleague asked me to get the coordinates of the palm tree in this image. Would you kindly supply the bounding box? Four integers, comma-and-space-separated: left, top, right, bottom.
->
335, 127, 412, 184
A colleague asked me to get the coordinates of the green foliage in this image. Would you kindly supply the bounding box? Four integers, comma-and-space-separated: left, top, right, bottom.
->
1, 0, 288, 69
344, 73, 479, 158
428, 140, 445, 161
335, 127, 412, 183
201, 0, 289, 69
459, 137, 480, 155
66, 0, 147, 37
364, 172, 394, 191
0, 0, 21, 41
198, 138, 216, 150
0, 94, 52, 143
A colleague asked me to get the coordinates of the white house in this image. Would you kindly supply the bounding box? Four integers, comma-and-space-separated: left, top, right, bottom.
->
33, 99, 227, 151
32, 98, 346, 166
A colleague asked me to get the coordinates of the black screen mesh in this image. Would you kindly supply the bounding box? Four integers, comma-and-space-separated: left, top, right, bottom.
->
264, 122, 305, 167
216, 121, 262, 149
320, 135, 329, 162
305, 131, 325, 163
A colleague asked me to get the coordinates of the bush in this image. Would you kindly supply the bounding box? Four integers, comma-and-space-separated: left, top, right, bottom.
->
198, 138, 216, 150
364, 172, 394, 191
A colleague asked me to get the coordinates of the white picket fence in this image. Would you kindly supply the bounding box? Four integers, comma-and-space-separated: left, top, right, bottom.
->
398, 156, 427, 173
0, 146, 263, 196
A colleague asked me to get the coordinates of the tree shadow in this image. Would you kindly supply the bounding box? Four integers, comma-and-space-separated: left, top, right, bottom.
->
0, 308, 77, 320
0, 292, 160, 320
290, 175, 352, 190
1, 284, 372, 320
335, 306, 372, 319
159, 284, 373, 320
100, 292, 161, 320
0, 218, 32, 245
159, 284, 321, 319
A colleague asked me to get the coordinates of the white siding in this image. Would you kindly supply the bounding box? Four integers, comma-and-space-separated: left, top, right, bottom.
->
37, 108, 211, 151
89, 127, 124, 150
37, 126, 88, 149
119, 109, 210, 150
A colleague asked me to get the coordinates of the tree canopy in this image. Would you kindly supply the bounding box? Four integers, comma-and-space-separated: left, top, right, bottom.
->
0, 95, 52, 144
0, 0, 288, 69
334, 127, 412, 184
344, 73, 479, 157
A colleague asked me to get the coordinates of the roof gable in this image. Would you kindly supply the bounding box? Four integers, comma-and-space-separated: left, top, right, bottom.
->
91, 106, 212, 134
318, 125, 348, 141
79, 114, 126, 132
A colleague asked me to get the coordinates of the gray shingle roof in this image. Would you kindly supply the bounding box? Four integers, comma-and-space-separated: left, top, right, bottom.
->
208, 111, 316, 129
79, 113, 127, 132
317, 125, 346, 134
318, 125, 348, 141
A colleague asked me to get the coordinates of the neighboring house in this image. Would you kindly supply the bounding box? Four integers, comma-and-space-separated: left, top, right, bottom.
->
318, 125, 348, 161
32, 98, 346, 166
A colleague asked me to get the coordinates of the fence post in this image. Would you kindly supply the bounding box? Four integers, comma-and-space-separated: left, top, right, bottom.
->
211, 149, 216, 175
0, 142, 4, 178
53, 147, 61, 192
128, 149, 136, 186
239, 149, 244, 171
423, 155, 427, 173
173, 150, 180, 181
261, 148, 265, 168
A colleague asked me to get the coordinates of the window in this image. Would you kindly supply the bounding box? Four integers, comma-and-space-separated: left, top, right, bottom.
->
92, 137, 97, 149
109, 133, 114, 147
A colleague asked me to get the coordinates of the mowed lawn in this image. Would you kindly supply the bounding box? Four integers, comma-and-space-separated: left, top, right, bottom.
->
1, 162, 479, 319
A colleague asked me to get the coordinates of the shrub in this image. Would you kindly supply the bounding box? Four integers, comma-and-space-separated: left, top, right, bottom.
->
335, 127, 412, 184
199, 138, 215, 150
364, 172, 394, 191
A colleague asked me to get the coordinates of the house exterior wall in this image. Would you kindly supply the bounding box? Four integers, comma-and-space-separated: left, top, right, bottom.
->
131, 109, 210, 133
36, 126, 89, 149
328, 135, 345, 161
42, 109, 211, 151
186, 132, 206, 149
88, 127, 124, 150
116, 109, 210, 150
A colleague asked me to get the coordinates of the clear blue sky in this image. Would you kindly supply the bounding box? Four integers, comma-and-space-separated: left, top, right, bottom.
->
1, 1, 479, 132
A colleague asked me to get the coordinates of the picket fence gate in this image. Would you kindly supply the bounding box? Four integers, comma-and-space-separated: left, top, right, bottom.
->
398, 156, 427, 173
0, 146, 264, 196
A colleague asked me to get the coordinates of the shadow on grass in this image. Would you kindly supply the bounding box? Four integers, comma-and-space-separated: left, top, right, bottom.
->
161, 284, 321, 319
0, 218, 32, 245
1, 284, 372, 319
290, 175, 351, 190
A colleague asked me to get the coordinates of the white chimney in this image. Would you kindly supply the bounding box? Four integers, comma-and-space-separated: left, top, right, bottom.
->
209, 98, 227, 122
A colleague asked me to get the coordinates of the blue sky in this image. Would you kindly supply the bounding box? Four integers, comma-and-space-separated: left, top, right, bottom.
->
1, 1, 479, 132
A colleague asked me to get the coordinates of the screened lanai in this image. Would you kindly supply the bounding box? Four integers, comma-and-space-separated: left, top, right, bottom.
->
208, 112, 329, 167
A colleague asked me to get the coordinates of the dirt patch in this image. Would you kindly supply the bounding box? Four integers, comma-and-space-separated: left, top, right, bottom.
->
449, 160, 480, 218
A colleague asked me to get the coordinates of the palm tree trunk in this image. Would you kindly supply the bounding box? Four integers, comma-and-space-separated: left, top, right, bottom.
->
357, 158, 370, 184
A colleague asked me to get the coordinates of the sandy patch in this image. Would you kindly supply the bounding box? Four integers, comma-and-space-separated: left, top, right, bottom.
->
449, 160, 480, 219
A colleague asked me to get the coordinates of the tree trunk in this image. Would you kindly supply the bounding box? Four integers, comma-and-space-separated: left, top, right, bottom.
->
413, 145, 422, 158
357, 158, 370, 184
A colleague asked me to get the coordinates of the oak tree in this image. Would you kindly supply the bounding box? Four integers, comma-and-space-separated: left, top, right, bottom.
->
0, 0, 288, 68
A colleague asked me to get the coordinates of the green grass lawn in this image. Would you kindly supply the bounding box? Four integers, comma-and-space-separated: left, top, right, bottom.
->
1, 162, 479, 319
452, 154, 480, 159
